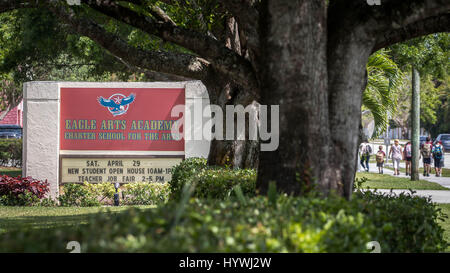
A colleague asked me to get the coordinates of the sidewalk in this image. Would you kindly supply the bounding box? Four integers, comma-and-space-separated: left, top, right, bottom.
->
359, 161, 450, 203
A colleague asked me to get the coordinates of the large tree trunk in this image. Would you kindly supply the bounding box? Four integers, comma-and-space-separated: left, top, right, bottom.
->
256, 1, 379, 198
205, 80, 259, 169
208, 140, 259, 168
205, 16, 259, 169
257, 1, 339, 195
327, 2, 376, 199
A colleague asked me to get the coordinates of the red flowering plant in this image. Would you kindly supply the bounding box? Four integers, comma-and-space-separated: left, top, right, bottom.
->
0, 175, 49, 206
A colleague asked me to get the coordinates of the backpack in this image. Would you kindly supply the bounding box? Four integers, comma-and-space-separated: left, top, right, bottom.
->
422, 143, 432, 158
433, 145, 443, 159
376, 151, 384, 163
405, 144, 412, 157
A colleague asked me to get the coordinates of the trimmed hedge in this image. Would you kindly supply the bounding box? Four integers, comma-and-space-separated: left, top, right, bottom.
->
169, 158, 256, 200
0, 139, 22, 167
355, 189, 448, 252
0, 179, 170, 207
122, 182, 170, 205
0, 189, 447, 252
169, 157, 208, 200
58, 182, 170, 207
58, 183, 104, 207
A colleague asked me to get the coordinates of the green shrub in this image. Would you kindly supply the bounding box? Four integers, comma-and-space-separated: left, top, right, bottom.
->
83, 182, 116, 205
0, 139, 22, 167
37, 197, 59, 207
169, 157, 207, 200
0, 190, 40, 206
121, 182, 169, 205
58, 182, 169, 206
58, 183, 101, 207
191, 168, 256, 199
1, 190, 446, 252
354, 189, 448, 252
169, 158, 256, 200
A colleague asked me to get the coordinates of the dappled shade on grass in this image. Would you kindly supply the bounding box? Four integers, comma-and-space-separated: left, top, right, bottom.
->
0, 206, 154, 234
355, 172, 449, 190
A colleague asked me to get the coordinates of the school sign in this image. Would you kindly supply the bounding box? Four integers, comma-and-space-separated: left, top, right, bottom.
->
23, 81, 211, 197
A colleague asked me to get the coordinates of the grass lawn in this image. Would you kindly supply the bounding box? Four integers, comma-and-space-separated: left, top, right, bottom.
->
355, 172, 450, 190
0, 167, 21, 177
385, 166, 450, 177
437, 204, 450, 252
0, 206, 154, 234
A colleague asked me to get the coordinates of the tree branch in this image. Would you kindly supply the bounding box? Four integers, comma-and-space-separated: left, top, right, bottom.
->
83, 0, 259, 93
366, 0, 450, 50
328, 0, 450, 57
147, 4, 176, 26
373, 13, 450, 52
372, 0, 450, 28
111, 53, 191, 81
221, 0, 259, 52
47, 2, 211, 81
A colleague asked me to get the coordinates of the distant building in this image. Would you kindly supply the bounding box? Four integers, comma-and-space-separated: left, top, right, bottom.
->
0, 100, 23, 127
381, 127, 429, 140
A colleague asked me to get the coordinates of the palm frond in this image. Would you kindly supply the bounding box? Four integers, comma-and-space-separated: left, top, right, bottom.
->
363, 49, 404, 137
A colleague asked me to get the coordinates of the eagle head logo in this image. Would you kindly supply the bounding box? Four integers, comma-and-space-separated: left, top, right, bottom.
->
98, 93, 135, 116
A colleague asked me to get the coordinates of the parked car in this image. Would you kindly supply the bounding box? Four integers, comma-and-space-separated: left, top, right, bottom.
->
0, 124, 22, 139
434, 134, 450, 151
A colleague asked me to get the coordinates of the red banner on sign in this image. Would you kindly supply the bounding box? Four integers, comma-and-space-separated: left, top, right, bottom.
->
60, 88, 185, 151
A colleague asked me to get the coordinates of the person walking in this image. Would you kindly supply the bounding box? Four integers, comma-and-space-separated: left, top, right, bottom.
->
389, 139, 403, 175
375, 145, 386, 174
403, 141, 412, 176
421, 137, 433, 177
359, 142, 372, 172
432, 141, 445, 177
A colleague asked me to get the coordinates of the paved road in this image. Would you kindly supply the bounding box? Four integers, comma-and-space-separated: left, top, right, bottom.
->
358, 160, 450, 203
